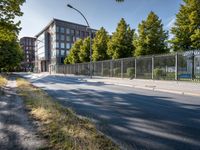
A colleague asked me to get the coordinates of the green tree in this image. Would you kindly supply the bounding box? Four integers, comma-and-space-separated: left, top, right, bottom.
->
171, 0, 200, 51
134, 11, 168, 56
191, 29, 200, 49
107, 18, 134, 59
92, 27, 109, 61
79, 37, 91, 62
0, 40, 23, 71
0, 0, 25, 41
0, 0, 25, 71
64, 39, 83, 64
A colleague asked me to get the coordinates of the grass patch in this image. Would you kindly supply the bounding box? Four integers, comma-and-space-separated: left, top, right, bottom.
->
0, 75, 7, 95
16, 78, 119, 150
0, 75, 7, 87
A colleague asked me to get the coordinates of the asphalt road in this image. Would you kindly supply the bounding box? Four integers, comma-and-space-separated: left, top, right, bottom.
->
22, 74, 200, 150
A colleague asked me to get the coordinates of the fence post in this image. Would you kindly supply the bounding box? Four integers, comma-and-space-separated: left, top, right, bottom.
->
175, 53, 178, 80
121, 59, 124, 78
135, 58, 137, 79
102, 61, 104, 76
110, 60, 113, 77
152, 56, 154, 80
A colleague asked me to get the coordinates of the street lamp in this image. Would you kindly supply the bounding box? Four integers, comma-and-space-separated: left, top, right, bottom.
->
67, 4, 92, 78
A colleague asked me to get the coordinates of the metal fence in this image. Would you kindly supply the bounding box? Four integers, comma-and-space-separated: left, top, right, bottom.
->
50, 51, 200, 81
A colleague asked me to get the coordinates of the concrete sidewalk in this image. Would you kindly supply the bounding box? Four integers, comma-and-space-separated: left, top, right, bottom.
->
49, 73, 200, 97
83, 76, 200, 97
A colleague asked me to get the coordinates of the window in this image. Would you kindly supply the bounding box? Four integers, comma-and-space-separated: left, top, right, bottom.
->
66, 43, 71, 49
52, 50, 56, 57
76, 37, 80, 41
53, 42, 56, 49
66, 36, 70, 42
71, 29, 75, 35
80, 31, 85, 38
56, 26, 59, 32
86, 32, 89, 37
61, 57, 64, 64
61, 42, 65, 49
76, 30, 80, 36
56, 50, 60, 56
56, 34, 60, 40
61, 50, 65, 56
66, 50, 70, 55
66, 28, 70, 34
56, 42, 60, 48
61, 35, 65, 41
72, 36, 76, 42
60, 27, 65, 33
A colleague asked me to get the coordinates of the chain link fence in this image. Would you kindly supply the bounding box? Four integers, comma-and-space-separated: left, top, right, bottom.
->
51, 50, 200, 81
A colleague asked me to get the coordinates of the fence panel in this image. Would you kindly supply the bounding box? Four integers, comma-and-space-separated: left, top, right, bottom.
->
112, 60, 122, 78
154, 54, 176, 80
178, 53, 192, 80
102, 60, 111, 77
93, 61, 102, 76
52, 51, 200, 81
123, 58, 135, 78
136, 57, 152, 79
195, 55, 200, 80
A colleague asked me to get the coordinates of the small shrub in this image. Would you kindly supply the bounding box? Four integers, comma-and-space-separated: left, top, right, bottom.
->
166, 72, 175, 80
153, 68, 164, 79
127, 67, 135, 78
113, 68, 121, 77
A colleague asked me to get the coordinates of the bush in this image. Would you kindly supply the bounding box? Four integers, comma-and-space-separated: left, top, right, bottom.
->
113, 68, 121, 77
127, 67, 135, 78
153, 68, 164, 79
166, 72, 175, 80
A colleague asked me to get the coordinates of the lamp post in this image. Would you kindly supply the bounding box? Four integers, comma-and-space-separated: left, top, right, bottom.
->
67, 4, 92, 78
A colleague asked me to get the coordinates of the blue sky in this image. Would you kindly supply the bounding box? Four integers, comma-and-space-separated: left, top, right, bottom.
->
18, 0, 183, 38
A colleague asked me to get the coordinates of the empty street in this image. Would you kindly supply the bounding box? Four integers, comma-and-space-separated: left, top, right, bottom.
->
21, 74, 200, 150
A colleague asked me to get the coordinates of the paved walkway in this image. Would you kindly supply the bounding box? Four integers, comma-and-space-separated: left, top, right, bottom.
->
84, 77, 200, 97
49, 73, 200, 97
0, 76, 46, 150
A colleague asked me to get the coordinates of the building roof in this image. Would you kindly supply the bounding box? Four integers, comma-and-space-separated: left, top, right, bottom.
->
35, 18, 97, 38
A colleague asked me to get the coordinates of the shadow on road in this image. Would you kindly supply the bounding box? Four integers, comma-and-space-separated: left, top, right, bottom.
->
40, 85, 200, 150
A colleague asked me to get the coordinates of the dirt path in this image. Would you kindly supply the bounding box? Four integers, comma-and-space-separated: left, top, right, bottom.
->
0, 77, 46, 150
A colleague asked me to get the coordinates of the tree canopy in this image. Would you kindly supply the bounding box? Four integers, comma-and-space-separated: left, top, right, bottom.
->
79, 37, 91, 62
92, 27, 109, 61
0, 0, 25, 71
64, 39, 83, 64
107, 18, 135, 59
171, 0, 200, 51
134, 11, 169, 56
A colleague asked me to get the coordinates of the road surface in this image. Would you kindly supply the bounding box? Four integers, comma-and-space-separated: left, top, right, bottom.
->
22, 74, 200, 150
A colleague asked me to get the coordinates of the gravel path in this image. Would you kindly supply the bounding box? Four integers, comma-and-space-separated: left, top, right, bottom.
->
0, 77, 46, 150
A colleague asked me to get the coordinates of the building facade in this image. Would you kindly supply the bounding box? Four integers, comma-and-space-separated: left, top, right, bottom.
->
20, 37, 36, 71
35, 18, 96, 72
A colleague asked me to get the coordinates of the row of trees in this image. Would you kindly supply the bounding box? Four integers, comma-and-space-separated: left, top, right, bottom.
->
0, 0, 25, 71
65, 0, 200, 64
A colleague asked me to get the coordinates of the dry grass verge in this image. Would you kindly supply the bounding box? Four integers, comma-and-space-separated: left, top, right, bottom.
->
16, 78, 119, 150
0, 75, 7, 87
0, 75, 7, 95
